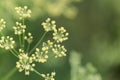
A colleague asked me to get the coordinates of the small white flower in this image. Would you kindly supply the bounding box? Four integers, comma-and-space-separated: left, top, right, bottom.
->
42, 18, 56, 32
24, 32, 33, 44
53, 27, 69, 43
0, 36, 15, 50
16, 49, 35, 75
13, 22, 26, 35
52, 44, 67, 58
15, 6, 31, 19
0, 19, 6, 31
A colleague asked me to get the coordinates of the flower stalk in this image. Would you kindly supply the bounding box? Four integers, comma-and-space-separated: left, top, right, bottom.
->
29, 31, 47, 55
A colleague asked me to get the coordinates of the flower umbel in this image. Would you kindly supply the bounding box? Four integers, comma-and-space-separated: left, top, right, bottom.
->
52, 44, 67, 58
32, 48, 48, 63
0, 36, 15, 50
13, 22, 26, 35
0, 6, 69, 80
24, 32, 33, 44
16, 49, 35, 75
53, 27, 69, 43
42, 40, 53, 51
15, 6, 31, 20
41, 72, 56, 80
0, 19, 6, 31
42, 18, 56, 32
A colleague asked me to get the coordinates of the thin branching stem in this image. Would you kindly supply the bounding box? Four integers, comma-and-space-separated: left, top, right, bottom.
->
22, 19, 25, 48
9, 49, 18, 58
26, 43, 30, 53
22, 33, 25, 48
12, 48, 19, 55
29, 32, 47, 54
33, 69, 44, 78
19, 35, 22, 48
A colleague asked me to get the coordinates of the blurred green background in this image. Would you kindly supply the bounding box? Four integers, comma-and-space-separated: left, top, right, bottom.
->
0, 0, 120, 80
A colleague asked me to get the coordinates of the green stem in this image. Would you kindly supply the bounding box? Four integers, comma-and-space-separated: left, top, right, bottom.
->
19, 35, 22, 48
29, 32, 47, 54
1, 67, 17, 80
33, 69, 44, 78
12, 48, 19, 55
22, 19, 25, 48
26, 43, 30, 53
22, 32, 25, 48
9, 49, 18, 58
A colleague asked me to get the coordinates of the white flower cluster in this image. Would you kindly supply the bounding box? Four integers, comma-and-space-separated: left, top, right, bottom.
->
52, 44, 67, 58
42, 40, 53, 49
42, 18, 69, 58
0, 19, 6, 31
53, 27, 69, 43
16, 49, 35, 75
13, 22, 26, 35
32, 48, 48, 63
15, 6, 31, 20
24, 32, 33, 44
0, 36, 15, 50
42, 18, 69, 43
41, 72, 56, 80
31, 40, 53, 63
42, 18, 56, 32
